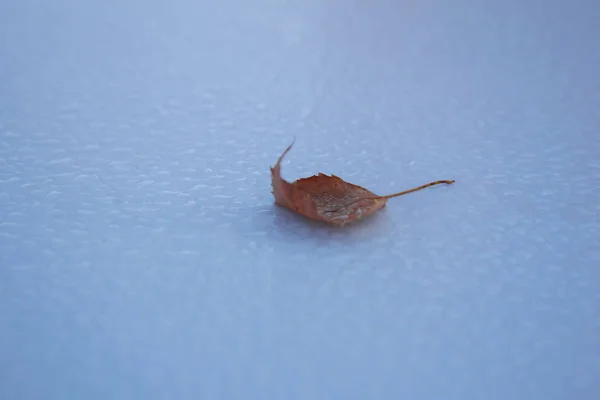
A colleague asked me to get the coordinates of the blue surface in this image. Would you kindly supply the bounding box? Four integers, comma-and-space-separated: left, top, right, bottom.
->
1, 1, 600, 399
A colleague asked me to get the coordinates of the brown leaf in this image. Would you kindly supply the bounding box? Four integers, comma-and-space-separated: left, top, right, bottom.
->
270, 140, 455, 227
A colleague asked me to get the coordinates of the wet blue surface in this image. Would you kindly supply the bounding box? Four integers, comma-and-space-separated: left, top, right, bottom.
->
1, 0, 599, 399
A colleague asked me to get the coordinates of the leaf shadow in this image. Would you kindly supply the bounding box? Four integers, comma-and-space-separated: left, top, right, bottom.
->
261, 203, 392, 245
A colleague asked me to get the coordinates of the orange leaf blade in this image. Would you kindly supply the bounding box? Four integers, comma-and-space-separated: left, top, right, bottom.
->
270, 141, 387, 226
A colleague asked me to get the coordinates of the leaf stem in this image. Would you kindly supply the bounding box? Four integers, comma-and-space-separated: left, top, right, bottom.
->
380, 180, 455, 199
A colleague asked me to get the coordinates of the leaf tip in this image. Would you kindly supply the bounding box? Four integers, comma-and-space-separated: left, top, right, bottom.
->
272, 137, 296, 170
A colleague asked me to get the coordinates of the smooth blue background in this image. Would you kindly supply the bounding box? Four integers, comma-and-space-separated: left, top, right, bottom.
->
1, 1, 599, 399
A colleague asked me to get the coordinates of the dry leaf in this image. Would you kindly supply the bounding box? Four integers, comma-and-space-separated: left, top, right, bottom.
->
270, 140, 455, 226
